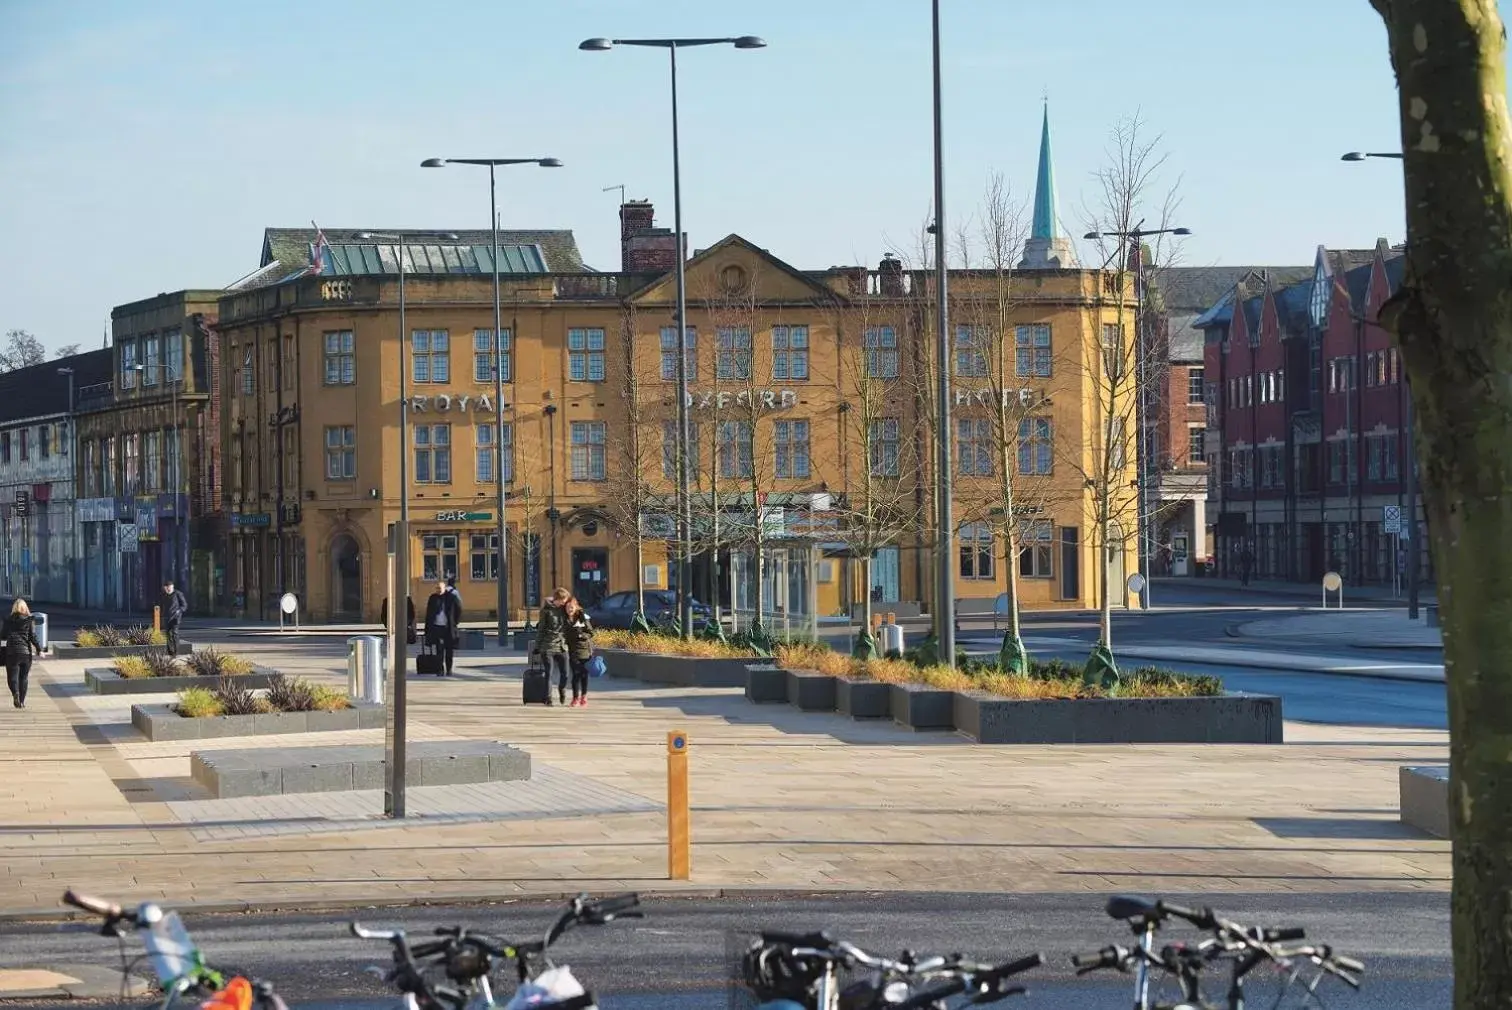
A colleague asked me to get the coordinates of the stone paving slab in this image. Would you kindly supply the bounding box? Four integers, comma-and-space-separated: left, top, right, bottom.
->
0, 643, 1453, 916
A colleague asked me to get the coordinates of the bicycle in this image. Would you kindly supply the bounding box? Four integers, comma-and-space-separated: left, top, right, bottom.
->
351, 892, 642, 1010
742, 929, 1043, 1010
60, 889, 288, 1010
1071, 895, 1363, 1010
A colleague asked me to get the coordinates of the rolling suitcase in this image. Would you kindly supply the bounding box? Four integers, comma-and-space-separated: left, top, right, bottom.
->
415, 641, 445, 676
522, 661, 552, 705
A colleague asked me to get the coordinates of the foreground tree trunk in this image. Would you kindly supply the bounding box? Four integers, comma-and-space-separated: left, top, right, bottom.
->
1371, 1, 1512, 1005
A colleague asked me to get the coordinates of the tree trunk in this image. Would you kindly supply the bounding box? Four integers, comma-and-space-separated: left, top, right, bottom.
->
1372, 2, 1512, 1005
857, 553, 877, 658
998, 409, 1028, 672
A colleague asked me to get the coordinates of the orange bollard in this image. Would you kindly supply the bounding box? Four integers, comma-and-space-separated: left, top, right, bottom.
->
667, 730, 690, 880
153, 606, 161, 633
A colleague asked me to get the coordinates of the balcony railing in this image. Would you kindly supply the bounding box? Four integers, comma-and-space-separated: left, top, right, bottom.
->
552, 274, 619, 299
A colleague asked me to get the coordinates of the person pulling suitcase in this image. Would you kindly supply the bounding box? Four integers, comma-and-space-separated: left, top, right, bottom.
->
532, 588, 572, 706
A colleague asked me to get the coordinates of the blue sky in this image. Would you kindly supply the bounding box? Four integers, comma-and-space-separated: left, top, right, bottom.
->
0, 0, 1477, 352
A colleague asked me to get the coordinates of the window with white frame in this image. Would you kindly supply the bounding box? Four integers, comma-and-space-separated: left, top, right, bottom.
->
475, 422, 513, 482
1187, 366, 1205, 404
718, 420, 753, 478
142, 336, 160, 386
1110, 417, 1128, 470
716, 327, 752, 380
864, 326, 899, 378
101, 437, 116, 494
568, 328, 606, 382
144, 430, 161, 491
164, 329, 184, 383
956, 418, 993, 476
570, 421, 607, 480
869, 417, 900, 476
324, 331, 355, 385
661, 421, 700, 479
414, 423, 451, 483
422, 533, 459, 581
1188, 425, 1206, 464
411, 330, 450, 383
473, 329, 512, 383
121, 341, 139, 389
771, 325, 810, 381
659, 327, 697, 381
1017, 417, 1053, 475
123, 433, 140, 495
774, 419, 811, 478
1102, 323, 1126, 380
1015, 323, 1052, 378
958, 521, 994, 579
325, 425, 356, 479
470, 533, 500, 580
1018, 520, 1053, 578
954, 325, 988, 377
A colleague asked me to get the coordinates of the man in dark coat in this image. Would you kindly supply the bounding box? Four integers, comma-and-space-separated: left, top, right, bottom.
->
161, 580, 187, 655
423, 580, 462, 675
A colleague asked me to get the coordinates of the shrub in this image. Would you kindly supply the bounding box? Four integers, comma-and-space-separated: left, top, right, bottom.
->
213, 676, 268, 715
113, 656, 151, 679
185, 648, 256, 678
176, 686, 224, 719
596, 630, 754, 659
265, 674, 316, 712
80, 625, 125, 647
75, 629, 101, 648
143, 649, 182, 678
125, 626, 166, 647
309, 685, 351, 712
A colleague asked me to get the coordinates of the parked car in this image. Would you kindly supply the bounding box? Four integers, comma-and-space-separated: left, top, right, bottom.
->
587, 590, 711, 630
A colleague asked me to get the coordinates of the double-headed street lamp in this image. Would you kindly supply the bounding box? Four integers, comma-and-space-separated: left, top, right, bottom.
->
580, 33, 766, 639
421, 157, 561, 647
1084, 223, 1191, 611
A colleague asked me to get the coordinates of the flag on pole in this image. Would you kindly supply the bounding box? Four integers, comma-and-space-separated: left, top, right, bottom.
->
308, 219, 331, 277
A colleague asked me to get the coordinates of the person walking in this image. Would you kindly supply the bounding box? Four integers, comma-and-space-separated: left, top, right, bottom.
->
161, 580, 187, 655
563, 593, 595, 707
3, 598, 44, 709
423, 579, 462, 676
534, 588, 572, 707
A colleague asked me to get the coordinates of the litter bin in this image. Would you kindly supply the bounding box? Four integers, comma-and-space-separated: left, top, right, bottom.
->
879, 623, 905, 656
347, 635, 384, 704
31, 612, 49, 653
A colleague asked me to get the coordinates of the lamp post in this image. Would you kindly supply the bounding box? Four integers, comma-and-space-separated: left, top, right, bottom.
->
57, 366, 79, 605
927, 0, 955, 665
580, 32, 766, 639
355, 229, 457, 818
1084, 223, 1191, 611
1339, 148, 1419, 617
422, 158, 561, 647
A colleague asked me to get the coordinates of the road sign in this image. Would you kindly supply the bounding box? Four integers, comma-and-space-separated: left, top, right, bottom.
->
1383, 504, 1403, 534
118, 524, 139, 552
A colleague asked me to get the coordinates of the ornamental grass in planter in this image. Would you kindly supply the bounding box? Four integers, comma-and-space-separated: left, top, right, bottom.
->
596, 630, 756, 659
172, 674, 350, 718
75, 625, 166, 648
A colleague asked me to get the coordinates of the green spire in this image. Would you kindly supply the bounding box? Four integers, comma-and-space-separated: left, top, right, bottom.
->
1031, 102, 1060, 241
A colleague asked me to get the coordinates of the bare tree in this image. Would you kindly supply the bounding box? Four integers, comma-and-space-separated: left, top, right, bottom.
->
54, 343, 83, 359
0, 329, 47, 372
1370, 2, 1512, 1003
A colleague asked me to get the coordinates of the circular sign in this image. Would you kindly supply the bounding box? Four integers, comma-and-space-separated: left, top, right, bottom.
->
1126, 573, 1148, 594
1322, 572, 1343, 592
280, 592, 299, 615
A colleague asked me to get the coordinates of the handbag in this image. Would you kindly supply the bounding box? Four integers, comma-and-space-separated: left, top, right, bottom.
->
586, 654, 607, 679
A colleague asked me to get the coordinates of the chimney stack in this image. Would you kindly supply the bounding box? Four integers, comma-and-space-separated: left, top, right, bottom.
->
877, 253, 905, 296
619, 199, 686, 274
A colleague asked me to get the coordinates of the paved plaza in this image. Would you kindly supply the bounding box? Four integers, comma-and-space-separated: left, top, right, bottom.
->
0, 634, 1449, 918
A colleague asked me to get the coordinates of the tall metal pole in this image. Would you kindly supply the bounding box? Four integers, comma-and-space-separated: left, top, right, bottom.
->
491, 167, 511, 646
1405, 379, 1420, 618
670, 43, 695, 639
387, 249, 410, 819
931, 0, 955, 665
1132, 240, 1152, 609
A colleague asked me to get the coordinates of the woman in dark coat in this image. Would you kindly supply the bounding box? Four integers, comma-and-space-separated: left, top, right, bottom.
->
534, 588, 572, 706
3, 598, 44, 709
423, 580, 462, 675
563, 594, 595, 707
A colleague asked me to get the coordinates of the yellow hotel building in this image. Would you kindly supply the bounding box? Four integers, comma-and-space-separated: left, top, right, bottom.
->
214, 204, 1138, 623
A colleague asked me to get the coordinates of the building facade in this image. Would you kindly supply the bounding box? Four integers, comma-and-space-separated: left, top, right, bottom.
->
1199, 240, 1427, 587
0, 350, 112, 603
214, 214, 1141, 623
73, 292, 223, 612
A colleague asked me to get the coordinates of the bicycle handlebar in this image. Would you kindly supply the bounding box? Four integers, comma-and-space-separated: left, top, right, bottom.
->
62, 890, 126, 921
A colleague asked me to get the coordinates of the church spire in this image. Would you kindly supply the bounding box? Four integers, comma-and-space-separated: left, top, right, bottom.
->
1019, 99, 1080, 269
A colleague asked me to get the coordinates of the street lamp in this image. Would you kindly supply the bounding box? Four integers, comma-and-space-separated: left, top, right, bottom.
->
422, 157, 561, 650
1084, 223, 1191, 611
580, 32, 766, 640
57, 366, 79, 605
925, 0, 956, 665
1340, 150, 1420, 619
355, 228, 457, 819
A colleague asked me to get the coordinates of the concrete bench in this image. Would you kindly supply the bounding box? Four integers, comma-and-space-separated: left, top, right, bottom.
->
1400, 765, 1449, 838
191, 740, 531, 798
1423, 605, 1440, 628
954, 594, 1008, 631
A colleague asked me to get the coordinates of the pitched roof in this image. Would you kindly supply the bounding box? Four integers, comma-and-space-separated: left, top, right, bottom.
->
628, 233, 846, 304
1156, 265, 1312, 315
0, 348, 113, 424
258, 227, 586, 277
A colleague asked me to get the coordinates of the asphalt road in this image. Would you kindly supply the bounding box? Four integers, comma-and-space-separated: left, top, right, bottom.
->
0, 892, 1450, 1009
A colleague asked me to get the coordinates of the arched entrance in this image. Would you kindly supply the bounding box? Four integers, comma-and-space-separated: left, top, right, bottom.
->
331, 533, 363, 619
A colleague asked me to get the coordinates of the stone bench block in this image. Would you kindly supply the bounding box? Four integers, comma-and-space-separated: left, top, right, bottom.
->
1400, 765, 1450, 838
953, 692, 1284, 744
786, 670, 837, 712
191, 740, 531, 798
745, 665, 788, 703
837, 678, 891, 719
131, 702, 384, 741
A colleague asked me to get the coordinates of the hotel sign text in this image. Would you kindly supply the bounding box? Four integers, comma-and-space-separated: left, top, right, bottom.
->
410, 394, 500, 413
686, 390, 799, 410
956, 388, 1049, 408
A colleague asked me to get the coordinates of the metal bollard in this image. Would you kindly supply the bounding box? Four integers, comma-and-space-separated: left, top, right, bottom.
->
667, 729, 690, 880
347, 636, 384, 704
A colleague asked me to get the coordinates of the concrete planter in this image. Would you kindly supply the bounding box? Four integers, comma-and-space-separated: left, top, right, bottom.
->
837, 677, 891, 719
84, 666, 277, 696
54, 641, 195, 660
191, 740, 531, 798
890, 682, 956, 731
599, 648, 751, 688
1400, 765, 1449, 838
786, 670, 838, 712
745, 665, 788, 703
952, 691, 1284, 745
131, 701, 386, 742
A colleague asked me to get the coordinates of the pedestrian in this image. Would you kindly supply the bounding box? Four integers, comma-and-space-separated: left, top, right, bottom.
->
446, 575, 463, 613
1239, 546, 1255, 587
563, 592, 595, 708
534, 588, 572, 707
3, 598, 44, 709
380, 595, 417, 644
423, 579, 462, 675
160, 580, 187, 655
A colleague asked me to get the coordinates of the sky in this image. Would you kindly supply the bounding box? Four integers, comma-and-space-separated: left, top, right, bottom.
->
0, 0, 1484, 354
